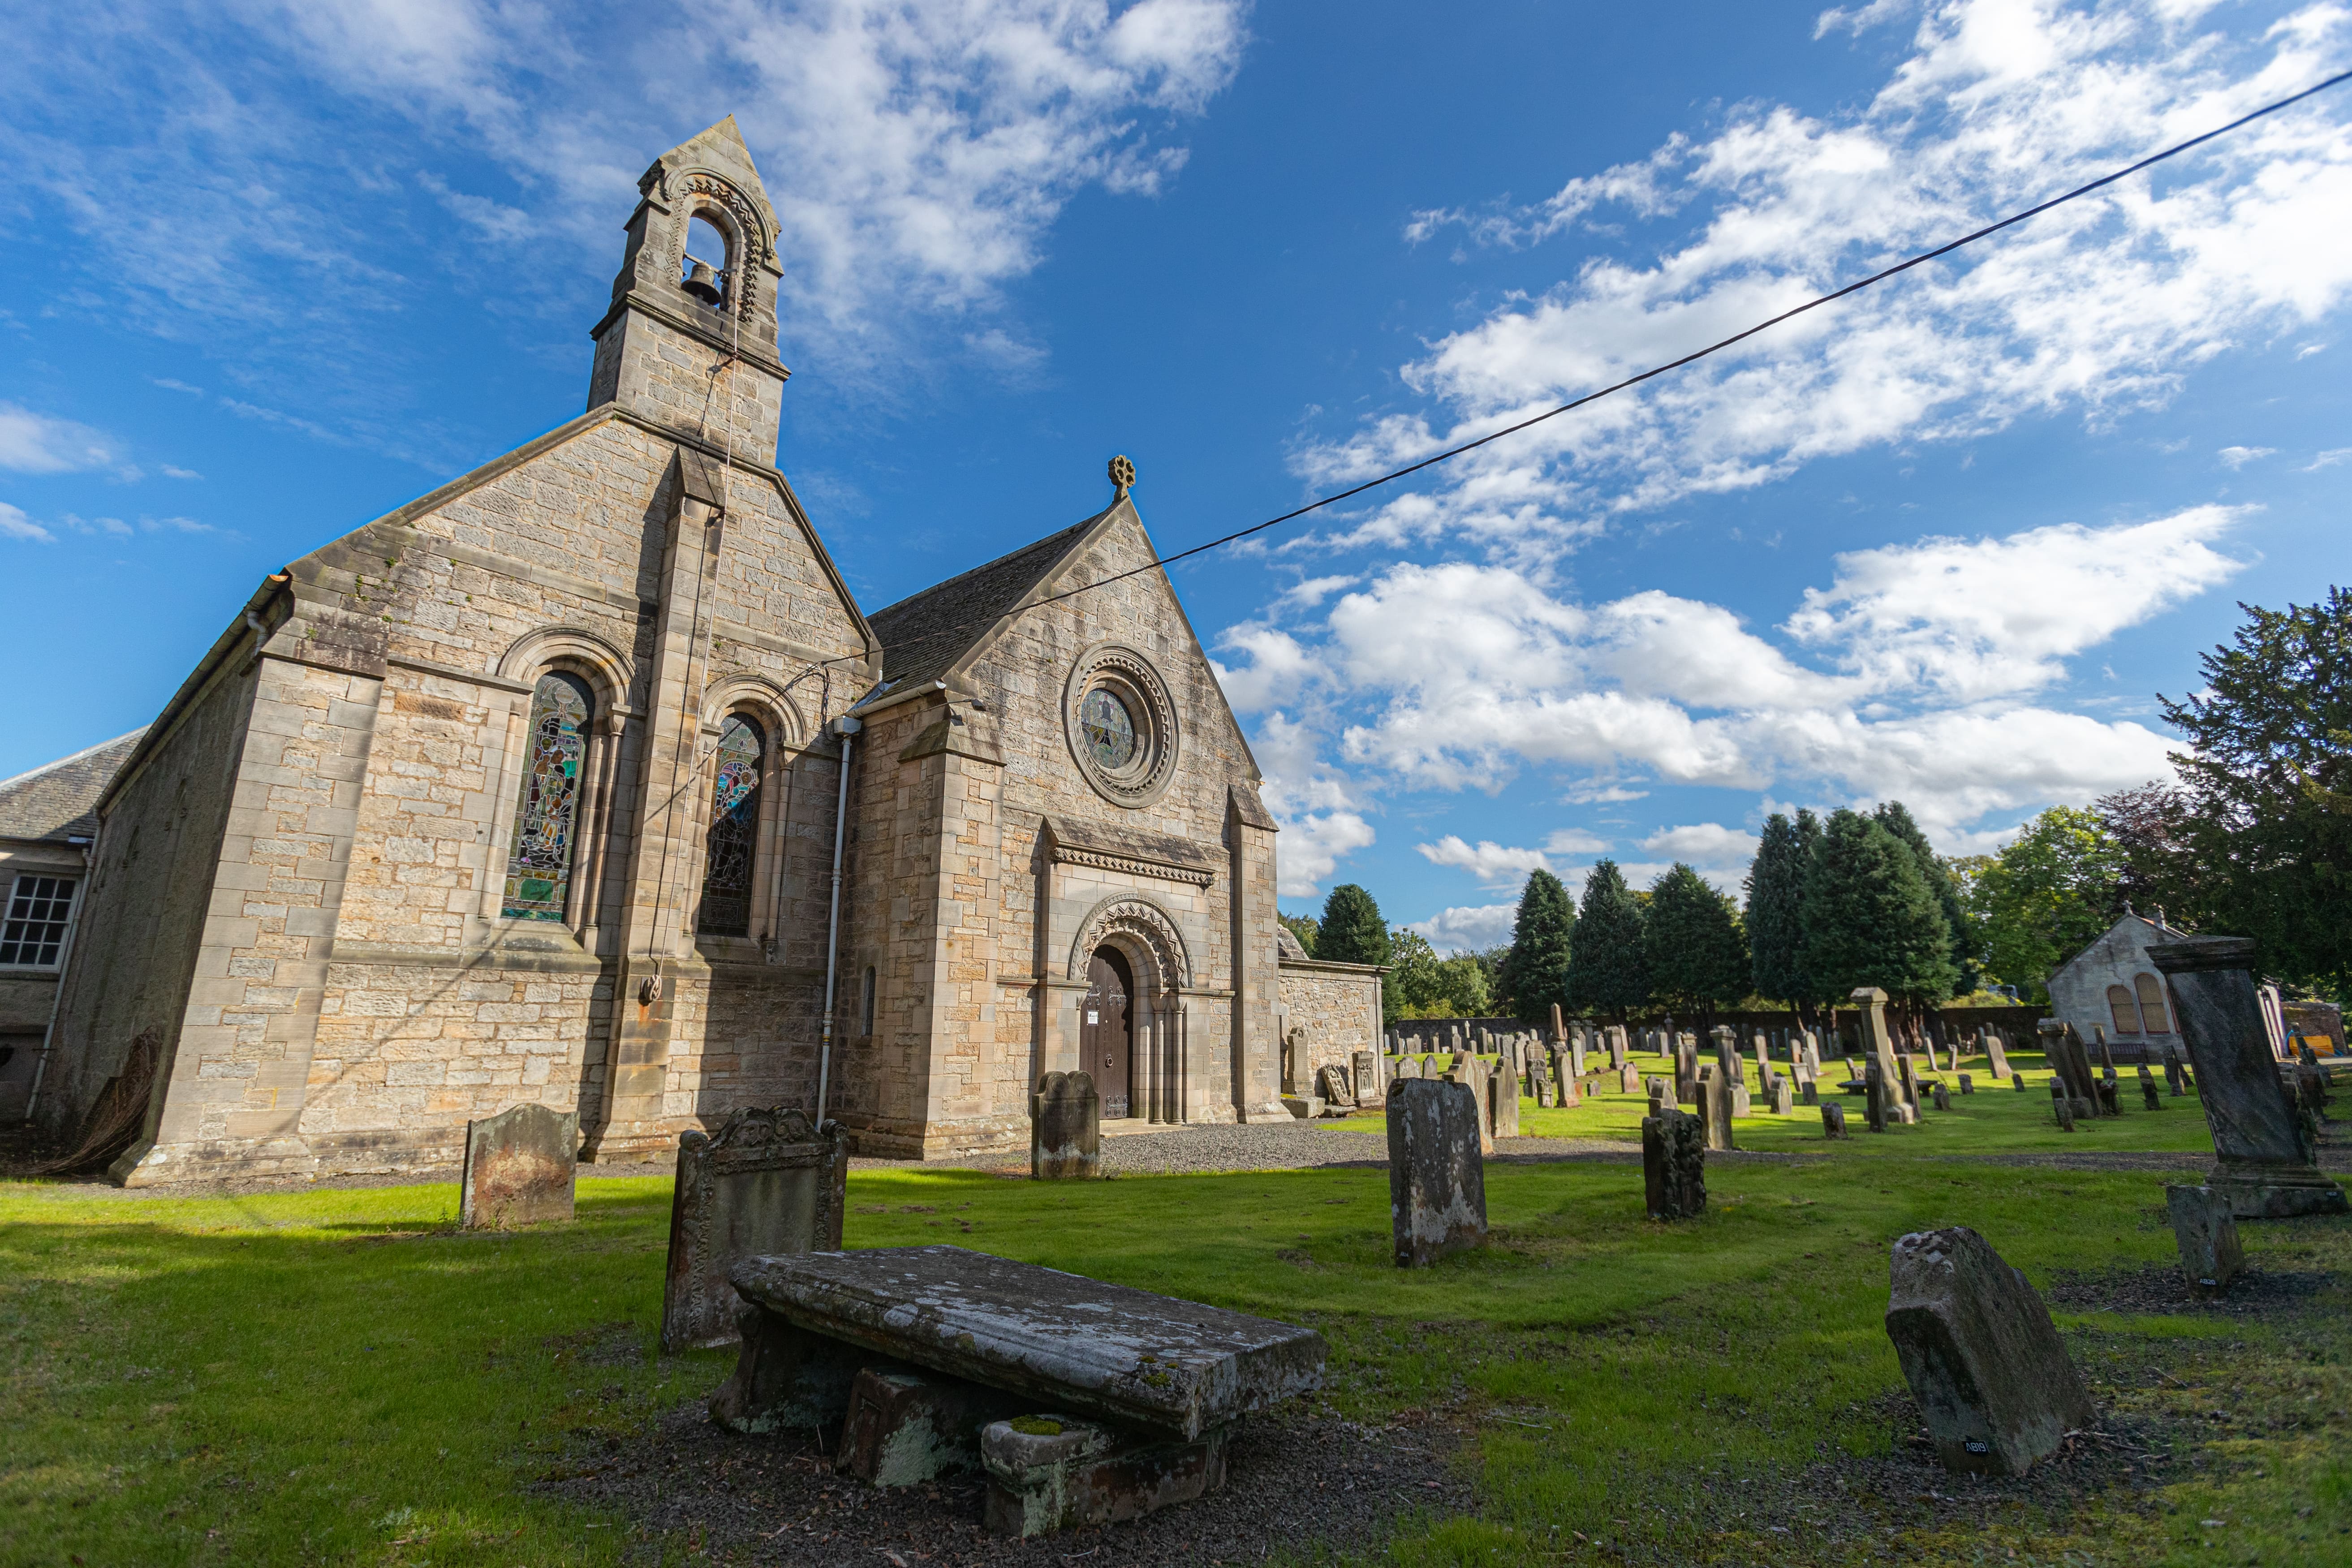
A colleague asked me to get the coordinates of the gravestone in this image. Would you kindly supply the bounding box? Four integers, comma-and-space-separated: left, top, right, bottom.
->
1711, 1025, 1738, 1081
1800, 1079, 1819, 1107
1395, 1053, 1422, 1081
663, 1106, 849, 1352
1985, 1029, 2012, 1081
1821, 1101, 1848, 1139
1387, 1079, 1487, 1266
2138, 1065, 2163, 1111
2148, 936, 2351, 1217
2050, 1080, 2076, 1132
1609, 1027, 1629, 1071
1556, 1053, 1581, 1107
1770, 1078, 1794, 1115
1317, 1063, 1356, 1111
1853, 989, 1913, 1123
2165, 1185, 2244, 1296
459, 1102, 578, 1229
2012, 1072, 2027, 1092
1958, 1073, 1974, 1094
1034, 1071, 1104, 1179
2039, 1019, 2101, 1119
1642, 1110, 1706, 1220
1620, 1061, 1642, 1095
1895, 1054, 1923, 1114
1353, 1049, 1381, 1107
2094, 1080, 2122, 1118
2094, 1025, 2116, 1077
1863, 1060, 1891, 1133
1489, 1055, 1522, 1139
1925, 1039, 1943, 1074
1930, 1082, 1951, 1113
1697, 1067, 1736, 1152
1884, 1226, 2094, 1476
2163, 1047, 2185, 1096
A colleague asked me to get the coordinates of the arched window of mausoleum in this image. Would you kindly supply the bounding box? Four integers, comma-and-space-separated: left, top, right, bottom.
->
2133, 972, 2172, 1034
2106, 983, 2143, 1036
696, 714, 765, 937
502, 671, 594, 921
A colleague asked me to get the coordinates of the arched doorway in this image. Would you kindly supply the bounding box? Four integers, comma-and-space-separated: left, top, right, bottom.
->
1083, 945, 1135, 1118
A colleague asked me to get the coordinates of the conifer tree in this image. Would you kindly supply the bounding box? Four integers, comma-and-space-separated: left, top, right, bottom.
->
1744, 809, 1818, 1007
1643, 863, 1751, 1025
1799, 810, 1958, 1004
1563, 859, 1649, 1021
1315, 884, 1391, 968
1497, 868, 1576, 1024
1872, 800, 1974, 991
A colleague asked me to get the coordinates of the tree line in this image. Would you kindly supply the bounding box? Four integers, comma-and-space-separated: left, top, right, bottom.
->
1279, 589, 2352, 1024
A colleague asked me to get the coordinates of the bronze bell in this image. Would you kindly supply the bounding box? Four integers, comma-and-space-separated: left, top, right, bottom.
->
681, 258, 723, 305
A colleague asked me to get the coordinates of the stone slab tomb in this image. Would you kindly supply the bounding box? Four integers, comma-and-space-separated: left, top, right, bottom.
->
1643, 1109, 1706, 1219
2166, 1184, 2244, 1296
662, 1106, 848, 1352
714, 1245, 1325, 1534
1884, 1226, 2095, 1476
1033, 1071, 1104, 1180
458, 1103, 577, 1229
2151, 936, 2349, 1218
1387, 1077, 1487, 1266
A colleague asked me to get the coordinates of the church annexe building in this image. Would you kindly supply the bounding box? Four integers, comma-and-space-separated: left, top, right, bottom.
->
22, 118, 1381, 1184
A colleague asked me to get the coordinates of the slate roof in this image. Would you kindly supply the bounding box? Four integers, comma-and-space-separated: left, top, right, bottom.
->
0, 730, 146, 843
864, 510, 1106, 694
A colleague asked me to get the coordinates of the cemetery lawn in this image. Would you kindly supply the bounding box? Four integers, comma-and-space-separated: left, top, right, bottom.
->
2, 1133, 2345, 1566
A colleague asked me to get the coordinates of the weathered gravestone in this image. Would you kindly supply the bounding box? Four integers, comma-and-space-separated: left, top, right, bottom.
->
1770, 1078, 1794, 1115
1863, 1060, 1892, 1133
1820, 1101, 1848, 1139
1489, 1055, 1521, 1139
2050, 1080, 2076, 1132
2039, 1019, 2102, 1120
1930, 1082, 1952, 1113
1620, 1061, 1642, 1095
1895, 1054, 1924, 1115
1799, 1079, 1819, 1107
1353, 1049, 1381, 1108
459, 1102, 577, 1229
2163, 1047, 2185, 1096
713, 1244, 1326, 1535
1985, 1029, 2012, 1081
2165, 1184, 2245, 1296
2139, 1065, 2163, 1111
2150, 936, 2349, 1217
1884, 1226, 2095, 1476
1387, 1078, 1487, 1266
1034, 1071, 1104, 1179
1317, 1063, 1357, 1113
1854, 989, 1918, 1124
1642, 1109, 1706, 1219
1696, 1067, 1736, 1152
2013, 1071, 2028, 1092
1958, 1072, 1974, 1095
662, 1106, 849, 1352
1608, 1027, 1629, 1071
1395, 1053, 1422, 1081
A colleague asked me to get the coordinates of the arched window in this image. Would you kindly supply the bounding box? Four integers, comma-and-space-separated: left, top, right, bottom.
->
502, 672, 593, 921
681, 214, 729, 306
2134, 973, 2172, 1034
696, 715, 764, 936
2106, 984, 2142, 1035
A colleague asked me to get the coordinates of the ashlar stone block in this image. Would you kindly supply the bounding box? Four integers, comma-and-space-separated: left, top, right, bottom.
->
1884, 1226, 2094, 1477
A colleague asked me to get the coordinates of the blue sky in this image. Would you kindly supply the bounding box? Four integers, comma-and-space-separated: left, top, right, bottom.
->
3, 0, 2348, 950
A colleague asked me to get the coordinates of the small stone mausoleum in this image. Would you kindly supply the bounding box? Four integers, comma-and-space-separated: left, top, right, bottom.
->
17, 118, 1381, 1183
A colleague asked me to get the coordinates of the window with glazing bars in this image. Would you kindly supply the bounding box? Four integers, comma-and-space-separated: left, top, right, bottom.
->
1, 874, 76, 966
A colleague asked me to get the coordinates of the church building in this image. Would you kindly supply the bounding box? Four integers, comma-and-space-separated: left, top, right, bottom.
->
19, 118, 1382, 1183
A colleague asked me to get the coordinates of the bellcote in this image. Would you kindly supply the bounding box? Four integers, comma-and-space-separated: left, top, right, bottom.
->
586, 116, 790, 467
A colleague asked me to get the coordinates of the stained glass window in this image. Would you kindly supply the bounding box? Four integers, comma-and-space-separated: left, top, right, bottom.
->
502, 672, 592, 921
1080, 687, 1136, 769
0, 874, 76, 966
697, 715, 764, 937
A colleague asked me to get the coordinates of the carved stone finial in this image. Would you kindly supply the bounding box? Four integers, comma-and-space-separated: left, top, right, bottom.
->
1108, 454, 1136, 495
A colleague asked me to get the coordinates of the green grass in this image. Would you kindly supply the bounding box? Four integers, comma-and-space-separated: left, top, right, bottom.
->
3, 1115, 2346, 1566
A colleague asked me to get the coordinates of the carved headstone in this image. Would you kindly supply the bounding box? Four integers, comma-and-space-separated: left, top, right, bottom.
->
1387, 1078, 1487, 1266
1488, 1054, 1522, 1138
1318, 1063, 1356, 1109
663, 1105, 849, 1352
2162, 1047, 2185, 1096
1352, 1049, 1380, 1106
1884, 1227, 2094, 1476
2165, 1184, 2244, 1295
2148, 936, 2350, 1217
459, 1102, 578, 1229
1034, 1071, 1104, 1179
1642, 1110, 1706, 1220
1799, 1079, 1819, 1107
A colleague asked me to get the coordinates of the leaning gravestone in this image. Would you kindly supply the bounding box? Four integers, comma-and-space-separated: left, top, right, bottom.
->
1985, 1029, 2012, 1081
1697, 1067, 1736, 1152
2150, 935, 2350, 1217
1317, 1063, 1356, 1112
2139, 1065, 2163, 1111
460, 1102, 578, 1229
1642, 1109, 1706, 1219
1489, 1055, 1521, 1139
2039, 1019, 2102, 1120
1884, 1226, 2095, 1476
1820, 1101, 1848, 1139
1034, 1071, 1104, 1179
1387, 1078, 1487, 1266
2166, 1184, 2245, 1295
663, 1106, 849, 1352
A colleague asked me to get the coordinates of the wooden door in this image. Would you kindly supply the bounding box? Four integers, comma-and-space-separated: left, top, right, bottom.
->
1082, 948, 1133, 1118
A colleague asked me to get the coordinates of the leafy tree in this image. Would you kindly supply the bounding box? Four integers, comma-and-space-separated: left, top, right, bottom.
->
2096, 781, 2197, 920
1315, 884, 1391, 968
1745, 809, 1819, 1008
1496, 869, 1576, 1024
1644, 863, 1751, 1024
1386, 929, 1444, 1015
1436, 953, 1495, 1017
1276, 912, 1319, 956
1873, 800, 1975, 991
1799, 810, 1959, 1005
1563, 859, 1650, 1020
1959, 806, 2123, 1002
2155, 588, 2352, 996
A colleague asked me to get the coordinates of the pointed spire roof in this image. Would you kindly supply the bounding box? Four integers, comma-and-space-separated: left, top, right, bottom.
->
638, 113, 779, 246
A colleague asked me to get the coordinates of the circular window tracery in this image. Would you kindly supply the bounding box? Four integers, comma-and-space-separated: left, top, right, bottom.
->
1064, 643, 1179, 808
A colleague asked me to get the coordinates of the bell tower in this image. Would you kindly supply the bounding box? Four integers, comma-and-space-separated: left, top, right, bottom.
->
586, 116, 789, 467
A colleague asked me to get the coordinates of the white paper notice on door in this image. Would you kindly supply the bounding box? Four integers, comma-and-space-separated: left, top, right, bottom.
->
1087, 1011, 1099, 1024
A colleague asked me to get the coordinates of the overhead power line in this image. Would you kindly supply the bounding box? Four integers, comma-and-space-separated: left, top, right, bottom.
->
850, 65, 2352, 675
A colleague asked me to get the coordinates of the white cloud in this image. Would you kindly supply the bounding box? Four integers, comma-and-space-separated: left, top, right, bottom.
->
1296, 0, 2352, 553
1639, 822, 1760, 865
2218, 444, 2276, 467
1404, 902, 1519, 953
2304, 447, 2352, 470
1416, 836, 1551, 886
1257, 711, 1377, 897
0, 403, 116, 473
0, 503, 55, 543
161, 465, 203, 480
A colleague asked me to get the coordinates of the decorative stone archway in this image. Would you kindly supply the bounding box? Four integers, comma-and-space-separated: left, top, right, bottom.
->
1065, 894, 1192, 1124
